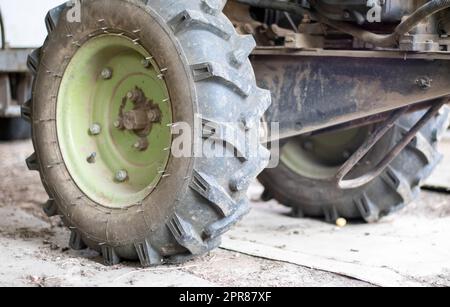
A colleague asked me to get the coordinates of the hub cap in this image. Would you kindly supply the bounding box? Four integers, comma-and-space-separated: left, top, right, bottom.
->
57, 34, 173, 207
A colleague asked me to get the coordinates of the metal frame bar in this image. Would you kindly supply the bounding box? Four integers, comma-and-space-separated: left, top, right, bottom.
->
253, 54, 450, 141
336, 99, 447, 189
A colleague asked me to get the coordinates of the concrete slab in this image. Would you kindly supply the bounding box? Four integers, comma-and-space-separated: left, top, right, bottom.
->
223, 184, 450, 287
2, 140, 449, 287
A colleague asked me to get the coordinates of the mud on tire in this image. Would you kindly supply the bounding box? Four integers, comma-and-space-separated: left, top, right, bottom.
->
25, 0, 270, 266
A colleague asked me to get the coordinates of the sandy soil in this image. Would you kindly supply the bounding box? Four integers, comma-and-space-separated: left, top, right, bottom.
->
0, 140, 369, 287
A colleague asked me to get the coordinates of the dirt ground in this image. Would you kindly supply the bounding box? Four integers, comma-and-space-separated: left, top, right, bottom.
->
0, 140, 449, 287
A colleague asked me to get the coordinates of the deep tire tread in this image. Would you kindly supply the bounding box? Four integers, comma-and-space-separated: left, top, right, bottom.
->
26, 153, 39, 171
165, 1, 270, 260
134, 240, 163, 267
69, 230, 87, 250
44, 4, 65, 34
43, 199, 58, 217
29, 0, 270, 266
101, 245, 121, 266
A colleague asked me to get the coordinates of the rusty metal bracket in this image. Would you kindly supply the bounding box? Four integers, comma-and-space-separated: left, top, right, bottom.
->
336, 99, 447, 190
115, 87, 162, 151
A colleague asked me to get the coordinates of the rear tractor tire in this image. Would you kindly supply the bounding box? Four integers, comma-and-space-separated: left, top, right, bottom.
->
25, 0, 270, 266
259, 108, 450, 223
0, 118, 31, 141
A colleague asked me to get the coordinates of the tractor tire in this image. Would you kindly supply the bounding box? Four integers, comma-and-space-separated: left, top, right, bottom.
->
259, 107, 450, 223
25, 0, 270, 266
0, 118, 31, 141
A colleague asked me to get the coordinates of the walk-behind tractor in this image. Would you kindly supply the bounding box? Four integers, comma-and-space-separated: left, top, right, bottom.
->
24, 0, 450, 266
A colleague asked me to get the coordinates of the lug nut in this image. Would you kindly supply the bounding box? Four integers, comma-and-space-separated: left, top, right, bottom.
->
89, 123, 102, 136
133, 138, 149, 151
87, 152, 97, 164
141, 59, 151, 68
113, 120, 121, 129
115, 170, 128, 183
101, 68, 113, 80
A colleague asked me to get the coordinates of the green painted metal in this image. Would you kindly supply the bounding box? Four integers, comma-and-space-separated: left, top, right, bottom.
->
281, 128, 370, 180
57, 34, 173, 207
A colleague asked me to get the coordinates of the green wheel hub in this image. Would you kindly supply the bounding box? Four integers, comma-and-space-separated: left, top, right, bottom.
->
281, 127, 371, 180
57, 34, 173, 207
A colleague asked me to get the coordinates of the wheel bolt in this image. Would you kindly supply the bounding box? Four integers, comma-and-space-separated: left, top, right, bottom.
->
87, 152, 97, 164
142, 59, 151, 68
101, 68, 113, 80
89, 123, 102, 136
133, 138, 149, 151
115, 170, 128, 183
113, 120, 121, 128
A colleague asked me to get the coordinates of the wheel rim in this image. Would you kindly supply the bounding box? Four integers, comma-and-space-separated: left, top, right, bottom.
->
57, 34, 173, 208
281, 127, 371, 180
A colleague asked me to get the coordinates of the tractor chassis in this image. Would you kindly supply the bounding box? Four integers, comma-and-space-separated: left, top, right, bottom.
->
255, 49, 450, 141
255, 48, 450, 189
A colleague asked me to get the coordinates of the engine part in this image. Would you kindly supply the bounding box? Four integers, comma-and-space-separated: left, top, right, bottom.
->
237, 0, 450, 48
